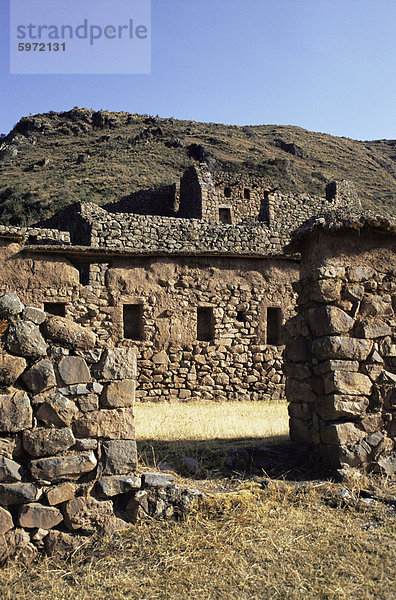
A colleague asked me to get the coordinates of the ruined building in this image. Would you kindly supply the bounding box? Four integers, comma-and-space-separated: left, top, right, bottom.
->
0, 167, 361, 403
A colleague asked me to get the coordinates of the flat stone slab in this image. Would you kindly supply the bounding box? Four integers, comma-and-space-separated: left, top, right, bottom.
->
58, 356, 90, 385
0, 482, 42, 505
0, 389, 33, 433
0, 457, 23, 482
96, 476, 141, 498
142, 472, 175, 488
18, 503, 63, 529
23, 427, 75, 458
73, 408, 135, 440
30, 451, 97, 481
0, 350, 27, 386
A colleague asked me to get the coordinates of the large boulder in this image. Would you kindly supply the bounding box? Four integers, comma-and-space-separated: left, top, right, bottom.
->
101, 440, 138, 475
320, 422, 365, 446
43, 316, 96, 350
308, 306, 354, 337
312, 336, 373, 361
100, 379, 136, 408
323, 371, 372, 396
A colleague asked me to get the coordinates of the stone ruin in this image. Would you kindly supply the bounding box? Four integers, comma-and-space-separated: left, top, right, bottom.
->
283, 211, 395, 479
0, 168, 361, 407
0, 293, 200, 563
0, 164, 394, 560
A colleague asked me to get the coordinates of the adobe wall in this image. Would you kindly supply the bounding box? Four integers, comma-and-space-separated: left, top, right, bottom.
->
283, 221, 395, 477
0, 242, 298, 402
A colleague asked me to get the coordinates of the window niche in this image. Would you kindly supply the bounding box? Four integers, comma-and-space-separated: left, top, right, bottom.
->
73, 262, 90, 286
219, 207, 232, 224
243, 188, 251, 200
44, 302, 66, 317
236, 310, 246, 322
123, 304, 144, 340
224, 187, 232, 198
197, 307, 214, 341
266, 307, 282, 345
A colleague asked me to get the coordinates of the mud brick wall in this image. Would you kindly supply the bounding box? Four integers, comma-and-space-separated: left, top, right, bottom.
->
283, 217, 395, 477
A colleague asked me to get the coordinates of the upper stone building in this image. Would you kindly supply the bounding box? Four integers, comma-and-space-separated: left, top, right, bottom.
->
0, 166, 362, 403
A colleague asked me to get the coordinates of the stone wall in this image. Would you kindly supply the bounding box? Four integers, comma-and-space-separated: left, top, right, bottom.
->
0, 225, 70, 245
0, 293, 199, 562
105, 183, 179, 217
283, 212, 395, 477
0, 248, 298, 402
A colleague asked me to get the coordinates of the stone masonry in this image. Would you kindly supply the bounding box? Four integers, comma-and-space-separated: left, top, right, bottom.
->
0, 293, 199, 563
283, 211, 395, 477
0, 168, 361, 404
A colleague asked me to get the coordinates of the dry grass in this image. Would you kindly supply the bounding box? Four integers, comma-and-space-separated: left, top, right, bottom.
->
1, 401, 394, 599
134, 400, 289, 474
1, 481, 395, 600
134, 399, 289, 442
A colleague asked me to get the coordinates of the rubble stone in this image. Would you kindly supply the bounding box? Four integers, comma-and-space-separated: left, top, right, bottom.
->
6, 321, 47, 359
18, 503, 63, 529
30, 451, 97, 481
101, 440, 138, 474
22, 359, 56, 393
23, 427, 75, 458
100, 379, 136, 408
0, 350, 27, 386
58, 356, 90, 385
0, 389, 32, 433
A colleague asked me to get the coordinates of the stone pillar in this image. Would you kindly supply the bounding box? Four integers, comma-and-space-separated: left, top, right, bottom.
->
283, 213, 395, 478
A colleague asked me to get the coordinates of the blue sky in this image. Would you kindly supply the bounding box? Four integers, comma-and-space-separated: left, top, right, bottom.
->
1, 0, 396, 140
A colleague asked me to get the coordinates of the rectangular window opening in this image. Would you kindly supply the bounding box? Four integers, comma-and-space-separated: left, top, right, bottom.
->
236, 310, 246, 322
244, 188, 250, 200
73, 263, 90, 286
219, 207, 232, 224
197, 307, 214, 341
44, 302, 66, 317
266, 307, 282, 345
123, 304, 144, 340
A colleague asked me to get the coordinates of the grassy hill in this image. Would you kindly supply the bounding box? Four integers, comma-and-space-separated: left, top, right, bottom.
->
0, 107, 395, 225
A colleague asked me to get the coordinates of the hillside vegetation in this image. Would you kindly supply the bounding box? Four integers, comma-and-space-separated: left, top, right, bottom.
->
0, 107, 395, 225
